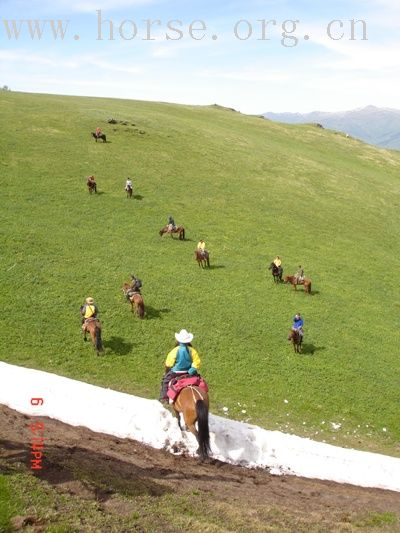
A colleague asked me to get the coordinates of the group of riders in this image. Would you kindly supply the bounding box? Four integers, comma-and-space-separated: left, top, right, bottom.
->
272, 256, 305, 284
82, 152, 304, 403
167, 216, 208, 259
80, 293, 201, 403
271, 256, 305, 339
88, 127, 134, 195
86, 174, 133, 194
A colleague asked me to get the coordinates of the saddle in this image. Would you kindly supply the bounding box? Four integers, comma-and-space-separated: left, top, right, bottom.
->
84, 317, 98, 325
167, 375, 209, 402
126, 289, 140, 299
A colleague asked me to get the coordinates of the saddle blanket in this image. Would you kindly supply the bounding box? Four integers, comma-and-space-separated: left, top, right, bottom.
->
167, 375, 209, 402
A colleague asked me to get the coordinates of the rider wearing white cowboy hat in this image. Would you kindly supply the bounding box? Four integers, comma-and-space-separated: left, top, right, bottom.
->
159, 329, 201, 403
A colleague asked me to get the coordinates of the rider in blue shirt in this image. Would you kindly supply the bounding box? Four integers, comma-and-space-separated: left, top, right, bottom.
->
292, 313, 304, 336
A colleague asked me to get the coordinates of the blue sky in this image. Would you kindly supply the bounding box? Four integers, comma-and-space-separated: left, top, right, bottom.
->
1, 0, 399, 113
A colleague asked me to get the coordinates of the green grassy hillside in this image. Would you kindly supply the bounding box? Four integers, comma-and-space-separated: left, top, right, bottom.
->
1, 91, 400, 455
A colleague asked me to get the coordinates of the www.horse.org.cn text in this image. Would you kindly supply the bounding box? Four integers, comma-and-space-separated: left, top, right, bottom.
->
2, 12, 368, 47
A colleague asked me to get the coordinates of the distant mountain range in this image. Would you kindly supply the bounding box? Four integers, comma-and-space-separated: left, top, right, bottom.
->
263, 106, 400, 150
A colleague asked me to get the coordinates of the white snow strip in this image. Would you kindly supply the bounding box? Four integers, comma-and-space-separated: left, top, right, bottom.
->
1, 361, 399, 492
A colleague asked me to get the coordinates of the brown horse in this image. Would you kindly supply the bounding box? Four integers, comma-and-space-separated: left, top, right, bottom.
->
125, 186, 133, 198
195, 250, 210, 268
122, 283, 145, 318
83, 318, 104, 355
288, 329, 302, 353
173, 386, 210, 460
284, 275, 312, 294
268, 262, 283, 283
159, 225, 185, 240
87, 178, 97, 194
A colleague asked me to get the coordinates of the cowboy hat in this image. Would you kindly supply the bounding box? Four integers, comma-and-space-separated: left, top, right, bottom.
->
86, 297, 95, 304
175, 329, 194, 344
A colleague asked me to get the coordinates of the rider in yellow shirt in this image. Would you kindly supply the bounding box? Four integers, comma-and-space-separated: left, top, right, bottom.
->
80, 297, 98, 330
159, 329, 201, 403
197, 239, 207, 257
273, 256, 282, 268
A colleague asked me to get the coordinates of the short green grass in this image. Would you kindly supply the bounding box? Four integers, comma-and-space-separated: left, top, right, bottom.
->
1, 92, 400, 455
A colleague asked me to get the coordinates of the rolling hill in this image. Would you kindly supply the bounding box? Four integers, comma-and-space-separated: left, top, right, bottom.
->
1, 91, 400, 459
264, 105, 400, 149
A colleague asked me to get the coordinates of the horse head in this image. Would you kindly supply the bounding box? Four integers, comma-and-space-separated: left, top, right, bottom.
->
122, 283, 131, 294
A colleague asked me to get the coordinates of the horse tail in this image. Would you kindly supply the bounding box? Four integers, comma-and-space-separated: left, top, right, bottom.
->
95, 326, 103, 353
138, 301, 145, 319
195, 399, 210, 459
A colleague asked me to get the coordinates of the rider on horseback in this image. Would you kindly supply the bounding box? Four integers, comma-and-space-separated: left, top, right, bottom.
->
123, 275, 142, 302
159, 329, 201, 403
87, 175, 97, 191
125, 178, 133, 192
197, 239, 207, 258
80, 297, 98, 329
130, 274, 142, 293
292, 313, 304, 337
294, 265, 304, 284
167, 215, 176, 232
95, 127, 102, 138
273, 256, 282, 268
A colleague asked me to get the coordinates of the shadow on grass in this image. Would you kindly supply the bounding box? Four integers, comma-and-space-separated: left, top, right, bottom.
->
301, 344, 325, 355
103, 336, 134, 355
145, 306, 171, 320
133, 194, 144, 200
208, 264, 225, 270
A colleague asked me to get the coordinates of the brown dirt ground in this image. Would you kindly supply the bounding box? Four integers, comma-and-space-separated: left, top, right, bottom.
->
1, 404, 399, 532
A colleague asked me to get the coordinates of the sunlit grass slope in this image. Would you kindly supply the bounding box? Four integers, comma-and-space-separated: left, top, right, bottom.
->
1, 91, 400, 454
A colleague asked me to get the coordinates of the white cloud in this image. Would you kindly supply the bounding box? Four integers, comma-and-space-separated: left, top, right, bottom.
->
0, 49, 143, 74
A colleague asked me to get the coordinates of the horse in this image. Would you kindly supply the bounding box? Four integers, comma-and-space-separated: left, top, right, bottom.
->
122, 283, 145, 318
195, 249, 210, 268
83, 318, 104, 355
159, 225, 185, 240
288, 329, 303, 353
284, 275, 312, 294
91, 132, 107, 143
268, 262, 283, 283
173, 385, 210, 461
125, 186, 133, 198
87, 179, 97, 194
